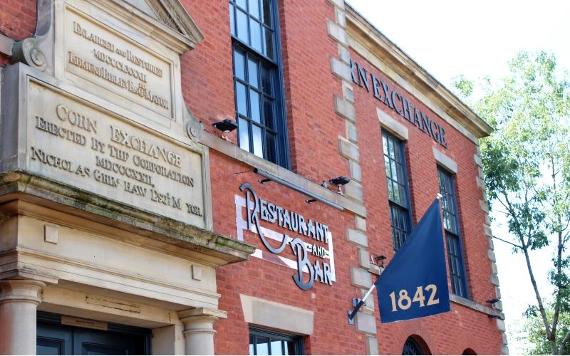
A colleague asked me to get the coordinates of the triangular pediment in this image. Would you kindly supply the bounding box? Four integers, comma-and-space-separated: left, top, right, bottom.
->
110, 0, 204, 52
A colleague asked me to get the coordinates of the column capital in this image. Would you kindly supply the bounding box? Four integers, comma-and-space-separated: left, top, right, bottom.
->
178, 307, 227, 323
0, 279, 46, 305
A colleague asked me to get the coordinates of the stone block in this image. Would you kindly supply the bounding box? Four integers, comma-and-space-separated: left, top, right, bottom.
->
356, 312, 376, 334
338, 45, 351, 64
377, 108, 408, 140
327, 20, 347, 45
339, 137, 359, 161
343, 82, 354, 103
432, 147, 458, 174
351, 267, 371, 288
366, 336, 379, 355
349, 160, 362, 182
344, 181, 363, 202
355, 216, 366, 231
358, 248, 370, 268
347, 229, 368, 247
335, 8, 346, 27
346, 121, 358, 142
491, 273, 500, 286
331, 58, 352, 82
488, 249, 496, 262
335, 96, 355, 121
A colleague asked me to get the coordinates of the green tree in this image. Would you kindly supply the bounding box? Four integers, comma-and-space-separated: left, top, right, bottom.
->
524, 304, 570, 354
455, 51, 570, 354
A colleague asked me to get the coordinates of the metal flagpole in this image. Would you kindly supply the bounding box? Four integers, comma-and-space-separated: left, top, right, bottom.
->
348, 278, 378, 323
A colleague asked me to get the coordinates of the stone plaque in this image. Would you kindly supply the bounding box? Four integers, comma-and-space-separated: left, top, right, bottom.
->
26, 80, 206, 228
63, 6, 174, 120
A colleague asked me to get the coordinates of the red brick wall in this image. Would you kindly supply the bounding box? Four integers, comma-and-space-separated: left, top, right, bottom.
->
351, 49, 502, 354
0, 0, 503, 354
0, 0, 36, 65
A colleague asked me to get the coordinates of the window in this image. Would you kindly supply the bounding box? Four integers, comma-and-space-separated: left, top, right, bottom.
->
249, 328, 303, 355
230, 0, 288, 167
382, 131, 412, 250
438, 167, 469, 298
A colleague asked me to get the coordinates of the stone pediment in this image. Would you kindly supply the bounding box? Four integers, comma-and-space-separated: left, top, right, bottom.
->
95, 0, 204, 53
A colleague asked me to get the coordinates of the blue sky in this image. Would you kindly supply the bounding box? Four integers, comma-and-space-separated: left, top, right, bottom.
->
346, 0, 570, 353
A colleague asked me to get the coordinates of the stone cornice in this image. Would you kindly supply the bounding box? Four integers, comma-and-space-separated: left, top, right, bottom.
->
345, 5, 493, 140
0, 172, 254, 265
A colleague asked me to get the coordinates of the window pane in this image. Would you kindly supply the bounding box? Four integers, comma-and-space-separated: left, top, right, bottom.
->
250, 90, 261, 122
263, 99, 274, 129
266, 133, 276, 163
236, 0, 247, 10
234, 50, 246, 80
270, 340, 282, 355
236, 9, 249, 43
263, 28, 274, 59
249, 335, 255, 355
250, 19, 263, 52
239, 118, 250, 151
261, 66, 272, 94
248, 58, 259, 88
230, 5, 236, 36
236, 82, 248, 115
252, 125, 263, 157
249, 0, 260, 19
256, 337, 269, 355
261, 0, 272, 26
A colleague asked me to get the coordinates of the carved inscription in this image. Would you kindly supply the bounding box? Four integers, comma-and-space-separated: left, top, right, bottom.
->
27, 83, 205, 227
64, 9, 172, 118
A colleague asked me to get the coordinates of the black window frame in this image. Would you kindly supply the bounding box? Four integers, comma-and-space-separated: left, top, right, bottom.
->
229, 0, 290, 168
382, 130, 413, 250
249, 327, 304, 355
438, 166, 469, 298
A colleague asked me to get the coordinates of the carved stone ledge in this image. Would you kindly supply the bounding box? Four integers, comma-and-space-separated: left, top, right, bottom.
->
0, 172, 255, 265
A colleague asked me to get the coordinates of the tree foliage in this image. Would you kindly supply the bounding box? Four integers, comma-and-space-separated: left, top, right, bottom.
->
455, 51, 570, 354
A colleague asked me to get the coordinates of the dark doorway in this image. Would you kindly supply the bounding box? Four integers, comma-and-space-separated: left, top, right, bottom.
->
37, 312, 151, 355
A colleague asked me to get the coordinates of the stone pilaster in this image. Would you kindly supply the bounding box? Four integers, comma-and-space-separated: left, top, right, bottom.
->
328, 0, 378, 353
178, 307, 226, 355
474, 149, 509, 354
0, 279, 46, 355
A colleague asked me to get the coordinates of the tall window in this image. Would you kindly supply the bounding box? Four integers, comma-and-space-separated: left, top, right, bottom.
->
382, 131, 412, 250
438, 167, 469, 298
249, 328, 303, 355
230, 0, 288, 166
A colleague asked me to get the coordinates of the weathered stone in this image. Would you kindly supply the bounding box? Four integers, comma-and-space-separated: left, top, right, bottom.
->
355, 216, 366, 231
377, 107, 408, 140
343, 82, 355, 103
349, 160, 362, 182
335, 8, 346, 27
367, 336, 379, 355
432, 147, 458, 173
339, 137, 359, 161
358, 248, 370, 268
346, 121, 358, 143
338, 45, 351, 64
348, 229, 368, 247
331, 58, 352, 82
327, 20, 347, 45
351, 267, 371, 288
344, 181, 364, 202
335, 96, 355, 121
491, 273, 500, 286
356, 311, 376, 334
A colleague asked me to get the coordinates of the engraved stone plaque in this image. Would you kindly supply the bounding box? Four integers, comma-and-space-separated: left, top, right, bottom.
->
63, 6, 175, 120
26, 80, 206, 228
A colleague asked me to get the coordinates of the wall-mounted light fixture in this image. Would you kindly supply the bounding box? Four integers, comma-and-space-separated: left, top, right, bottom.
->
374, 255, 387, 268
322, 176, 351, 194
212, 118, 238, 141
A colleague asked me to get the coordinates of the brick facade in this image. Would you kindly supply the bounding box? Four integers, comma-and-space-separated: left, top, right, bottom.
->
0, 0, 506, 354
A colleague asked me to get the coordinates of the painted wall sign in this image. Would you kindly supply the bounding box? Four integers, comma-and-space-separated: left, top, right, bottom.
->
350, 60, 448, 148
235, 183, 336, 290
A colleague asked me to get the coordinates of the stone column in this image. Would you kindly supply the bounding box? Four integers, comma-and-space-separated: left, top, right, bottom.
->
0, 279, 46, 355
178, 308, 226, 355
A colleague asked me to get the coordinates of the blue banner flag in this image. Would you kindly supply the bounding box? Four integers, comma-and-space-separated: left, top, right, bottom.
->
376, 199, 450, 323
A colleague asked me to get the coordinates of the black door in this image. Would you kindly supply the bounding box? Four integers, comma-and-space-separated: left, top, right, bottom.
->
37, 313, 150, 355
